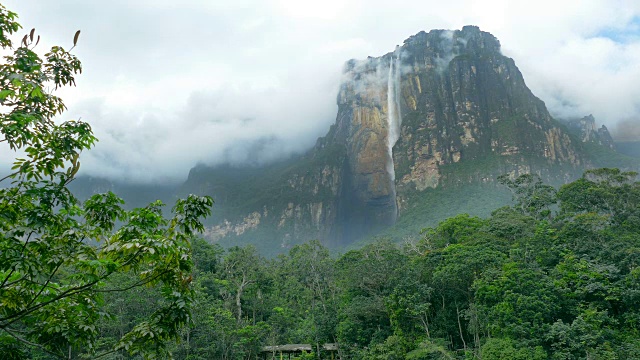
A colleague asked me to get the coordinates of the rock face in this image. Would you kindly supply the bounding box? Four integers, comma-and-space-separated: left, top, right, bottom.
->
565, 114, 615, 149
390, 27, 581, 188
320, 26, 583, 235
184, 26, 594, 251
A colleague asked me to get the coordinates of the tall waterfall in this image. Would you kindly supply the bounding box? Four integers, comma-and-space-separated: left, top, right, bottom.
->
386, 50, 402, 183
386, 49, 402, 220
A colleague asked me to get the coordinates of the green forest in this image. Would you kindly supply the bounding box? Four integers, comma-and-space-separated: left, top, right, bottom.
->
93, 169, 640, 359
2, 3, 640, 359
8, 168, 640, 359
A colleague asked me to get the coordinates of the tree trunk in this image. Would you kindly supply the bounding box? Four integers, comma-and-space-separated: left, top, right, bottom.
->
456, 305, 467, 352
420, 316, 430, 338
236, 282, 244, 322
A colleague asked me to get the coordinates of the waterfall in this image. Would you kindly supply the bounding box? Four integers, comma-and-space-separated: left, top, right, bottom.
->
385, 50, 402, 221
386, 50, 402, 182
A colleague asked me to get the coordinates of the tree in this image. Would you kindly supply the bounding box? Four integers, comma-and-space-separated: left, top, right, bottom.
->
0, 5, 213, 358
335, 240, 406, 351
498, 173, 557, 220
220, 246, 264, 323
557, 168, 640, 228
420, 213, 486, 249
474, 262, 561, 343
271, 241, 338, 351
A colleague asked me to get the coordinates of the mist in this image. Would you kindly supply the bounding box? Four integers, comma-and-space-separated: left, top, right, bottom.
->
2, 0, 639, 183
611, 119, 640, 141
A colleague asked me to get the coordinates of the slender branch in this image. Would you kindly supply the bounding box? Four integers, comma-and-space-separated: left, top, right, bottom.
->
92, 348, 119, 359
1, 275, 28, 289
0, 232, 35, 289
10, 277, 60, 290
1, 248, 153, 326
0, 269, 17, 290
96, 268, 172, 293
119, 248, 145, 268
64, 176, 76, 186
0, 171, 18, 183
23, 262, 62, 311
0, 277, 102, 326
1, 327, 64, 359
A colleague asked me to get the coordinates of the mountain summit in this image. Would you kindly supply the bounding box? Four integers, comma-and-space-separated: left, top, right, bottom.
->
181, 26, 629, 253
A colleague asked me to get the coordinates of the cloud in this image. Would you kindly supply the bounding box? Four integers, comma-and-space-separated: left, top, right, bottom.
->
2, 0, 640, 183
611, 119, 640, 141
65, 69, 340, 183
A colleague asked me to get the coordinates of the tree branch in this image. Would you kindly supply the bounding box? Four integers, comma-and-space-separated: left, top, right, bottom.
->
1, 275, 27, 289
23, 262, 62, 311
0, 269, 17, 290
1, 248, 160, 326
95, 268, 172, 293
92, 348, 119, 359
1, 327, 65, 359
0, 277, 102, 326
0, 232, 35, 289
0, 171, 18, 183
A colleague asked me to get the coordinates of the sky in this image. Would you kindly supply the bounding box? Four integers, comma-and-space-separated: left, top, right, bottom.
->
2, 0, 640, 183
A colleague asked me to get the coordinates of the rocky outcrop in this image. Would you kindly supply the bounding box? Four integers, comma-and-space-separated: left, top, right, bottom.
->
205, 212, 262, 241
565, 114, 615, 149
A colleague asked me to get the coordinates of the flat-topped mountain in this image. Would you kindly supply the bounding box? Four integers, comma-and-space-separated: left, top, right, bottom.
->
79, 26, 637, 255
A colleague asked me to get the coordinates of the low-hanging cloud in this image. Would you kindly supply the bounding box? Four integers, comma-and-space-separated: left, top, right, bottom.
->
65, 69, 341, 184
519, 36, 640, 127
2, 0, 640, 183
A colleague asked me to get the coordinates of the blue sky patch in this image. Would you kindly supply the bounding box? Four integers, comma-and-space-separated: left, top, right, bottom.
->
596, 16, 640, 43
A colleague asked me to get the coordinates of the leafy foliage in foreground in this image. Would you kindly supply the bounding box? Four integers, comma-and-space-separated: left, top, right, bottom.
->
83, 169, 640, 359
0, 5, 212, 358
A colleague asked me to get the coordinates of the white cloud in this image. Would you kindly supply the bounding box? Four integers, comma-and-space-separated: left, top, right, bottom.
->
2, 0, 640, 182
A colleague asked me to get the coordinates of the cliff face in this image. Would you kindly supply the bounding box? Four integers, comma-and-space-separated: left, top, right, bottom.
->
393, 27, 581, 184
565, 114, 615, 149
184, 26, 593, 252
322, 26, 582, 227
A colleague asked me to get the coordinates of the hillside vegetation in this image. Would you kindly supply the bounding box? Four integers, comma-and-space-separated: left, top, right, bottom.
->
19, 169, 640, 359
